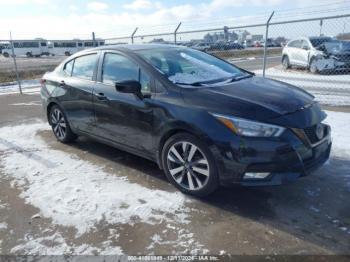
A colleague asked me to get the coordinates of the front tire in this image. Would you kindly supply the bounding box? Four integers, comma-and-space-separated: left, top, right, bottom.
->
49, 105, 77, 143
282, 55, 290, 70
309, 58, 319, 74
161, 133, 219, 197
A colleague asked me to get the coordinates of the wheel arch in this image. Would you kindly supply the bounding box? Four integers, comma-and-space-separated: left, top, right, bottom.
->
46, 101, 59, 124
308, 55, 319, 67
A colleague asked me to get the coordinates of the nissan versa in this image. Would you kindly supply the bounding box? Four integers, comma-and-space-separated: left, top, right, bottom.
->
40, 44, 332, 197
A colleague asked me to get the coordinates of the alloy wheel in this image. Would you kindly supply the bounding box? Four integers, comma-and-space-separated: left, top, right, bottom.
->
51, 108, 67, 140
166, 141, 210, 190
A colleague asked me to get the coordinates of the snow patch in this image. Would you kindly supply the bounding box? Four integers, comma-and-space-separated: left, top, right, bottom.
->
0, 222, 7, 229
326, 111, 350, 160
0, 122, 191, 236
9, 101, 41, 106
0, 79, 40, 96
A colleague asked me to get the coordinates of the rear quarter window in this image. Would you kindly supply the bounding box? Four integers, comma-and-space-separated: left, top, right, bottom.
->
63, 60, 74, 76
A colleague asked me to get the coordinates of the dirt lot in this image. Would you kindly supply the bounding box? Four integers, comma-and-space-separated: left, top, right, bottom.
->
0, 93, 349, 258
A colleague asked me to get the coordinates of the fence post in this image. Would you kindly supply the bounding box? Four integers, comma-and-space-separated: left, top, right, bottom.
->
131, 27, 138, 44
174, 22, 182, 44
9, 31, 22, 94
92, 32, 96, 47
262, 11, 274, 78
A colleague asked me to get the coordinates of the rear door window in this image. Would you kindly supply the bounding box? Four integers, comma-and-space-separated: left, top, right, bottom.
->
72, 54, 97, 80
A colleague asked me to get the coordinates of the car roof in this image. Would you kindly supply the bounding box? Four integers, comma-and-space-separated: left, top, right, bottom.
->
66, 43, 184, 63
92, 43, 180, 52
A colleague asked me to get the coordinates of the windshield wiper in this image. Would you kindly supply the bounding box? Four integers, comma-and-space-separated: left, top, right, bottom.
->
173, 81, 204, 86
229, 74, 253, 82
173, 74, 253, 86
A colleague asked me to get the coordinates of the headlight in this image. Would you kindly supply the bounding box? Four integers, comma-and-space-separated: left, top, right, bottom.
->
211, 113, 285, 137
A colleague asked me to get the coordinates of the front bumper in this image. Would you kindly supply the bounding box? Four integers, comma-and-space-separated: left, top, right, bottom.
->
213, 126, 332, 187
316, 58, 350, 72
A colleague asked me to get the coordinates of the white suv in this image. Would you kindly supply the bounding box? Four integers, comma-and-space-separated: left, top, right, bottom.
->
282, 36, 333, 73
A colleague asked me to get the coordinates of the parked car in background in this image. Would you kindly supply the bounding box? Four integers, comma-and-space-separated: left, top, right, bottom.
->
254, 41, 263, 48
261, 39, 279, 48
282, 36, 335, 73
192, 42, 211, 52
0, 42, 7, 54
243, 40, 255, 48
223, 42, 244, 50
41, 44, 331, 197
209, 41, 226, 51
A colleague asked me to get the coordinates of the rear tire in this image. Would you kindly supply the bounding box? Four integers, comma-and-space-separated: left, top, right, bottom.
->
161, 133, 219, 197
64, 51, 71, 56
3, 52, 9, 58
49, 105, 77, 143
26, 52, 33, 58
282, 55, 290, 70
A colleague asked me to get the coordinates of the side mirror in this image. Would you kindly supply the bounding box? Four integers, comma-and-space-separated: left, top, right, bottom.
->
302, 46, 309, 50
115, 80, 143, 99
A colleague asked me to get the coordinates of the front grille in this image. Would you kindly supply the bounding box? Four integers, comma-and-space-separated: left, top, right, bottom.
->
303, 124, 327, 144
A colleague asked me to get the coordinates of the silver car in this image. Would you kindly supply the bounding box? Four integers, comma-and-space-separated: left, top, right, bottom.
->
282, 36, 333, 73
192, 42, 211, 52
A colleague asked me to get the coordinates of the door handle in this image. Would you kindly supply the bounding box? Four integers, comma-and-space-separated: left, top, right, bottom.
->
95, 92, 108, 101
59, 81, 65, 87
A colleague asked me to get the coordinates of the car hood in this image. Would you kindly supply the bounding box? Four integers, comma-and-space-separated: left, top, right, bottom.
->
182, 76, 316, 122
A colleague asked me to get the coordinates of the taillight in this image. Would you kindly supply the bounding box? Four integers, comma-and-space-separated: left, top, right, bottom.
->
40, 79, 46, 88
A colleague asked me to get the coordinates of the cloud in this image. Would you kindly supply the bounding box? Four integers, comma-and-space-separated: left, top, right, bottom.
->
0, 0, 347, 40
87, 1, 108, 11
124, 0, 153, 10
69, 5, 79, 12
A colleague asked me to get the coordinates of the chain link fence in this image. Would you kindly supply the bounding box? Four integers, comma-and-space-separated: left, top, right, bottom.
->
262, 14, 350, 106
1, 14, 350, 105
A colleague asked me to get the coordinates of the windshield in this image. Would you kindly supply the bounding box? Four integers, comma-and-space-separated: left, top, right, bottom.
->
136, 47, 246, 86
323, 40, 350, 53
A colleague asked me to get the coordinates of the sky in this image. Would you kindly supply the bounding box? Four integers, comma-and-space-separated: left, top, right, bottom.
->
0, 0, 349, 40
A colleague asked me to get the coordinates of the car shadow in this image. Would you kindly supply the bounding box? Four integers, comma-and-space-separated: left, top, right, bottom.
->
66, 136, 350, 253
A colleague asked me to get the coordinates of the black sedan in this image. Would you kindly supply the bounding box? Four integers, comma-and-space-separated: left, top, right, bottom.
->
40, 44, 332, 197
